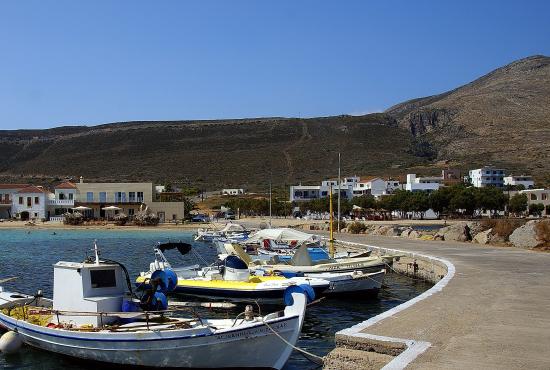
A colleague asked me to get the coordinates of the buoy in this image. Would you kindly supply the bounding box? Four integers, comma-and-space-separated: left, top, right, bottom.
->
0, 331, 23, 354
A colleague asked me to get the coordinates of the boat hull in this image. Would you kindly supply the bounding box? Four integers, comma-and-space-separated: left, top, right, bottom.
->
316, 270, 385, 295
0, 304, 305, 369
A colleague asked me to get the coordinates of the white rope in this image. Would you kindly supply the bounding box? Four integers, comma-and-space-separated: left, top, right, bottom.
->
261, 316, 324, 366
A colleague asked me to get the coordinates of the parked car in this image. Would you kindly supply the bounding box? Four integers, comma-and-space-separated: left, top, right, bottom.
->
224, 211, 236, 220
191, 214, 210, 222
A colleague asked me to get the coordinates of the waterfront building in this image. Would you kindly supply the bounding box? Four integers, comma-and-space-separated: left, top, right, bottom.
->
504, 175, 534, 189
469, 166, 506, 188
0, 184, 30, 219
0, 178, 187, 223
13, 185, 50, 221
73, 178, 185, 223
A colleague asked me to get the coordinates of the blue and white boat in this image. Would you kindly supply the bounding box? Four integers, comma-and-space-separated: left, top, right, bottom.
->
0, 242, 309, 369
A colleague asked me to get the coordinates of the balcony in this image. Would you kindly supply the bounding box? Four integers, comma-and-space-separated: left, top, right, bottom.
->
48, 199, 75, 206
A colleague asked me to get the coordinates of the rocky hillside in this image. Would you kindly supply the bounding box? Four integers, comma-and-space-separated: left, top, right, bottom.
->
1, 55, 548, 189
0, 115, 420, 189
386, 55, 550, 175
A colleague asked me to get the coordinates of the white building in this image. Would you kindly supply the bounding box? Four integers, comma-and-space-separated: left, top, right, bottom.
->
469, 166, 506, 188
352, 177, 388, 198
222, 188, 245, 196
504, 175, 534, 189
405, 174, 442, 192
290, 176, 399, 202
12, 185, 50, 220
519, 189, 550, 216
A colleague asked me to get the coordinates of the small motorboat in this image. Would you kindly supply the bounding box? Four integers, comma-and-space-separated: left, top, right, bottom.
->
138, 246, 329, 303
195, 223, 251, 242
0, 242, 310, 369
224, 243, 393, 274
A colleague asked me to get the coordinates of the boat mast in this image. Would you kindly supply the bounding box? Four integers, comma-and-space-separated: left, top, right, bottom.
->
93, 240, 100, 265
329, 183, 335, 258
337, 152, 341, 233
269, 180, 272, 228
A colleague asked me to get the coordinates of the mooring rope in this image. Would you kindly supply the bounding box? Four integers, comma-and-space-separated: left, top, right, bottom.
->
261, 316, 324, 366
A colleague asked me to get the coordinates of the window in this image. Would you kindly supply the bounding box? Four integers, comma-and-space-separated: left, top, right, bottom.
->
86, 192, 94, 202
90, 269, 117, 288
531, 194, 537, 201
27, 197, 32, 207
99, 192, 107, 203
129, 192, 136, 202
34, 212, 38, 217
137, 192, 144, 202
19, 197, 23, 205
34, 197, 39, 205
59, 193, 65, 200
69, 193, 73, 200
128, 208, 135, 216
542, 193, 547, 201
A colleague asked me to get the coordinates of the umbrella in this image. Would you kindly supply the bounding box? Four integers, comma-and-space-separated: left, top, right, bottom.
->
102, 205, 122, 221
102, 206, 122, 211
72, 206, 91, 211
245, 228, 317, 244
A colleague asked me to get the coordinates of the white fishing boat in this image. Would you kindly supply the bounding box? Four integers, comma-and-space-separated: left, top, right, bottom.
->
0, 243, 309, 369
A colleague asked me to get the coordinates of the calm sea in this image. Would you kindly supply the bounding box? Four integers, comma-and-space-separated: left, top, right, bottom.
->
0, 229, 431, 369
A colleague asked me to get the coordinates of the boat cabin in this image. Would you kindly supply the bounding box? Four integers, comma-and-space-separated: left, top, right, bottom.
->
52, 260, 126, 327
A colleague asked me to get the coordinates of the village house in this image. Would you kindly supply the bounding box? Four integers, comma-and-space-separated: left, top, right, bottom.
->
0, 177, 188, 223
504, 175, 535, 189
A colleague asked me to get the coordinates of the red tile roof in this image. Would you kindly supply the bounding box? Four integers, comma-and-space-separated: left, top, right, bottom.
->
55, 181, 77, 189
0, 184, 31, 190
17, 185, 49, 194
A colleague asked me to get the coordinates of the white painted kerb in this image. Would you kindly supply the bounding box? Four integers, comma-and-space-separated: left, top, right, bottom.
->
334, 240, 456, 370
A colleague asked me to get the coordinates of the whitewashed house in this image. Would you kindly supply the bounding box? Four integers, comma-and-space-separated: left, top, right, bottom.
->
504, 175, 534, 189
469, 166, 506, 188
352, 177, 387, 197
405, 174, 442, 192
13, 185, 50, 220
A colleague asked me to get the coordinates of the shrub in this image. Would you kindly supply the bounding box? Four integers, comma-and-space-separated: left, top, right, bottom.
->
331, 219, 347, 232
113, 213, 128, 226
63, 212, 83, 225
134, 208, 160, 226
347, 221, 367, 234
491, 219, 525, 239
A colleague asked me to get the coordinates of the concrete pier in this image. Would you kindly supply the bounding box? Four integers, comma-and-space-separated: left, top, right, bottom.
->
325, 234, 550, 369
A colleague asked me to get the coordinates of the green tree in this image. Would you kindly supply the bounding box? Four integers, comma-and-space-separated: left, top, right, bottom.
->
449, 186, 476, 216
508, 193, 528, 215
474, 187, 507, 216
409, 191, 430, 219
528, 203, 545, 217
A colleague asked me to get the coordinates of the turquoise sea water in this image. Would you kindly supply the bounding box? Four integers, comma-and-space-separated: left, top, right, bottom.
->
0, 229, 432, 369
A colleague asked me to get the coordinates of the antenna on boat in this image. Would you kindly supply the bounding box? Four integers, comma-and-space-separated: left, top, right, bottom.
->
93, 239, 100, 265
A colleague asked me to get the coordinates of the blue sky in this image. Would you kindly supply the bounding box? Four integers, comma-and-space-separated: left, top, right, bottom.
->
0, 1, 549, 129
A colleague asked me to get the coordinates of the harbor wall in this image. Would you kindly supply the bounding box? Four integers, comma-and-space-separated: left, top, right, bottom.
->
323, 239, 453, 370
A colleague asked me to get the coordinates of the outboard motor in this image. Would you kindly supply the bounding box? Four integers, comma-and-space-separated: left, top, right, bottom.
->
222, 255, 250, 282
